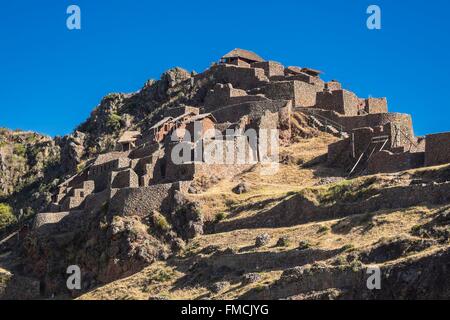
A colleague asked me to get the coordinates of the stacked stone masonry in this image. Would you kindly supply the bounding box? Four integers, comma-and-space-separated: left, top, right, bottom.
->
33, 48, 450, 231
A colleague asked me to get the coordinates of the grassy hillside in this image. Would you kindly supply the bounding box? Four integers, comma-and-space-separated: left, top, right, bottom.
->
79, 132, 450, 300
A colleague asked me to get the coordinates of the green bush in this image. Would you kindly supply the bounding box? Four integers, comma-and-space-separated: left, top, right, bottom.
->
317, 225, 330, 234
214, 212, 227, 223
106, 113, 122, 131
341, 244, 356, 252
13, 144, 26, 157
76, 162, 86, 173
153, 213, 171, 231
298, 240, 311, 250
318, 177, 378, 205
0, 203, 16, 230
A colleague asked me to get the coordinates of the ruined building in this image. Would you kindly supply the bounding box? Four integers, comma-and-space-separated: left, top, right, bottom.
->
33, 48, 450, 233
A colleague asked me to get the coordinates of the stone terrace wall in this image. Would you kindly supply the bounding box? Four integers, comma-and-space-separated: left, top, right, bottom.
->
33, 212, 70, 229
94, 152, 130, 166
425, 132, 450, 166
367, 150, 425, 174
108, 182, 190, 217
212, 100, 289, 124
327, 139, 351, 167
84, 189, 111, 213
33, 210, 87, 234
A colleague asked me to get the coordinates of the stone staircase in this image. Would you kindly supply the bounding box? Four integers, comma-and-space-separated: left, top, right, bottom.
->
301, 111, 349, 139
52, 180, 95, 212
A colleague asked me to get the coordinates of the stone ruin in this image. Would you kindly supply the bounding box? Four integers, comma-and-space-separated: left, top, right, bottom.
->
33, 48, 450, 231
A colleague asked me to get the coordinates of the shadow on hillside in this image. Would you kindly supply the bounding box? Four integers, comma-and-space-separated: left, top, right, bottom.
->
213, 193, 326, 233
299, 154, 346, 179
225, 195, 288, 220
166, 246, 345, 294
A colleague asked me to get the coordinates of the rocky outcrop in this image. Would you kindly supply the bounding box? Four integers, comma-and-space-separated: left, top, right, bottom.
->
57, 131, 86, 173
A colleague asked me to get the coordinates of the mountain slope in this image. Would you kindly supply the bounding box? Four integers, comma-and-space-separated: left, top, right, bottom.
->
79, 133, 450, 300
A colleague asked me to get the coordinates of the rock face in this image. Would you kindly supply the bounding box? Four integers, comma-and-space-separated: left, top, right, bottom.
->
232, 182, 251, 194
161, 67, 191, 89
57, 131, 86, 173
0, 130, 59, 197
0, 130, 60, 221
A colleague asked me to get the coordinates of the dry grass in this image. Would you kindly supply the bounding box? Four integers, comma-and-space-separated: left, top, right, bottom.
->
79, 134, 450, 300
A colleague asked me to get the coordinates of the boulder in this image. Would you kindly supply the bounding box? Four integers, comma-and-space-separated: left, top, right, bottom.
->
255, 233, 270, 247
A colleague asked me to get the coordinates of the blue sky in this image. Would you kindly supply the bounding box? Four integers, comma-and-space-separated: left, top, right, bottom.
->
0, 0, 449, 137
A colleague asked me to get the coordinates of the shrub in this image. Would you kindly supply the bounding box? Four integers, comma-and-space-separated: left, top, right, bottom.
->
276, 236, 290, 247
153, 213, 171, 231
255, 233, 271, 247
106, 113, 122, 131
317, 225, 330, 234
318, 177, 378, 205
76, 162, 86, 173
0, 203, 16, 230
298, 240, 311, 250
152, 269, 174, 282
214, 212, 227, 223
341, 244, 356, 252
13, 144, 26, 157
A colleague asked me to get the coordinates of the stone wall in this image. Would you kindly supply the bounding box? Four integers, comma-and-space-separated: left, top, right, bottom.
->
325, 81, 342, 91
274, 73, 325, 89
84, 189, 111, 213
88, 157, 131, 192
212, 100, 289, 124
327, 139, 351, 166
367, 150, 425, 174
110, 168, 139, 189
425, 132, 450, 166
209, 64, 269, 90
263, 81, 320, 107
204, 83, 268, 111
251, 61, 285, 78
326, 114, 417, 172
164, 137, 257, 182
315, 110, 414, 146
33, 210, 87, 234
108, 182, 190, 217
89, 158, 130, 177
163, 106, 200, 118
315, 89, 359, 116
94, 152, 130, 166
129, 143, 160, 159
364, 97, 388, 114
33, 212, 70, 229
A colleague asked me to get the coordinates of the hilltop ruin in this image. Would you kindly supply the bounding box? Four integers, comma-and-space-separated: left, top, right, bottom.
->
32, 48, 450, 234
2, 49, 450, 298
